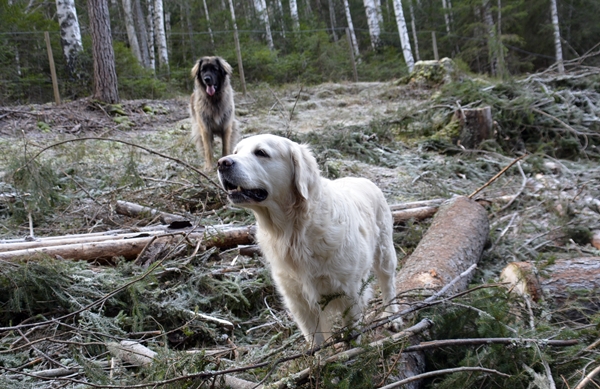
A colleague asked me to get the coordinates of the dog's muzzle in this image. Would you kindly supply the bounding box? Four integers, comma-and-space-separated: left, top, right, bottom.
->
218, 157, 268, 203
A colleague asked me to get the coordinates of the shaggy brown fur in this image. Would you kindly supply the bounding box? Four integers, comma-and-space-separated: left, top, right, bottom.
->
189, 56, 239, 170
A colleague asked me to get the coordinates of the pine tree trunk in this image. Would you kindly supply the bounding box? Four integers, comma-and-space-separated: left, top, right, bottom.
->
482, 0, 497, 76
56, 0, 84, 77
328, 0, 338, 41
392, 0, 415, 72
550, 0, 564, 73
133, 0, 150, 68
87, 0, 119, 103
408, 0, 419, 61
153, 0, 169, 73
289, 0, 300, 30
342, 0, 359, 58
363, 0, 381, 49
122, 0, 142, 65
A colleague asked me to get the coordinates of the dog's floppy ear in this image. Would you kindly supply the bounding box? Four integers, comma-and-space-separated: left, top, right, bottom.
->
216, 57, 233, 77
291, 143, 319, 201
191, 58, 204, 79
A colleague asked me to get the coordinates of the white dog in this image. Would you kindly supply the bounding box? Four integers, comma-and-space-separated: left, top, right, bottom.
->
217, 134, 400, 345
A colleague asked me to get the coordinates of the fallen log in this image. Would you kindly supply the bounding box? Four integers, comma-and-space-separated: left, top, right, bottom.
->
0, 225, 256, 262
500, 257, 600, 318
393, 196, 490, 388
395, 196, 489, 299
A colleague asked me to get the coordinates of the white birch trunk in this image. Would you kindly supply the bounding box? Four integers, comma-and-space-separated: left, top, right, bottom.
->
289, 0, 300, 30
253, 0, 274, 50
133, 0, 150, 68
328, 0, 338, 41
274, 0, 286, 38
122, 0, 142, 65
153, 0, 169, 72
441, 0, 451, 34
392, 0, 414, 71
374, 0, 383, 26
408, 0, 419, 61
343, 0, 359, 58
550, 0, 564, 73
202, 0, 215, 47
363, 0, 381, 49
56, 0, 84, 76
146, 0, 156, 70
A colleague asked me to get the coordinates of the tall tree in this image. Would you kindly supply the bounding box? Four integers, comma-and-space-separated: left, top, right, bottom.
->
87, 0, 119, 103
122, 0, 142, 65
363, 0, 382, 49
146, 0, 156, 70
392, 0, 414, 71
253, 0, 274, 50
56, 0, 83, 77
202, 0, 215, 48
133, 0, 150, 68
550, 0, 564, 73
328, 0, 338, 41
482, 0, 497, 76
289, 0, 300, 29
343, 0, 359, 58
408, 0, 419, 61
153, 0, 169, 72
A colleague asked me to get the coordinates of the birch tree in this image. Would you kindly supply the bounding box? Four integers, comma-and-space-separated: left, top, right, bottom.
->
363, 0, 382, 49
289, 0, 300, 30
343, 0, 359, 58
550, 0, 564, 73
153, 0, 169, 72
146, 0, 156, 70
56, 0, 83, 77
87, 0, 119, 103
122, 0, 142, 65
202, 0, 215, 47
392, 0, 414, 71
253, 0, 274, 50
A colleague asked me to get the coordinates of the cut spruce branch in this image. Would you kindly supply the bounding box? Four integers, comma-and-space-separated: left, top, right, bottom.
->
378, 367, 510, 389
0, 225, 256, 262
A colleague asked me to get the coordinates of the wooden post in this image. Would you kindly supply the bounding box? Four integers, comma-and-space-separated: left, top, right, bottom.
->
432, 31, 439, 61
44, 31, 61, 105
345, 28, 358, 82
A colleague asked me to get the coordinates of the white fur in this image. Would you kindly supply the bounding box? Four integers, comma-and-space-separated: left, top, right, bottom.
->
218, 134, 400, 345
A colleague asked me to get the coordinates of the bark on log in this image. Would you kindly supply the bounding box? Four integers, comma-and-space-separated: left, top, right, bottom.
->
500, 257, 600, 318
394, 196, 490, 388
454, 106, 493, 149
115, 200, 186, 224
107, 340, 156, 366
395, 196, 489, 299
0, 225, 256, 262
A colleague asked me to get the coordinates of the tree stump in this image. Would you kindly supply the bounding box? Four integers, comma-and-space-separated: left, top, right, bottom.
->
454, 107, 493, 149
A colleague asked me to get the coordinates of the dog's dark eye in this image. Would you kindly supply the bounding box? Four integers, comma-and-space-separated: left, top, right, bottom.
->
254, 149, 269, 158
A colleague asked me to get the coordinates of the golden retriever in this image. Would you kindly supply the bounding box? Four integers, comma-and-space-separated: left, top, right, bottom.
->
217, 134, 400, 345
190, 56, 239, 170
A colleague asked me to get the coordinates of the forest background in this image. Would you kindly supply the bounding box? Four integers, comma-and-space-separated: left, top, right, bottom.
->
2, 0, 600, 104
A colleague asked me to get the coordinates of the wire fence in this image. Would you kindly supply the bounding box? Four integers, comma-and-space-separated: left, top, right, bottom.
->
0, 26, 556, 105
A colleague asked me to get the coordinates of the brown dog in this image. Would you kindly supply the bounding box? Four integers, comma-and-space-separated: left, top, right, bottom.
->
190, 56, 239, 170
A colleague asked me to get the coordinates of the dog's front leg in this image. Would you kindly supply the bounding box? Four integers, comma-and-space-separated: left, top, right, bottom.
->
200, 128, 214, 171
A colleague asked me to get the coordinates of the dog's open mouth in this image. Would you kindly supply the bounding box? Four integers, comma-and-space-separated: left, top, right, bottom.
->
222, 179, 268, 203
206, 85, 216, 96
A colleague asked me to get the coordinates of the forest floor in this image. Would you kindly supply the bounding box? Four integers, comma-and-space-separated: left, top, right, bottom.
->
0, 73, 599, 388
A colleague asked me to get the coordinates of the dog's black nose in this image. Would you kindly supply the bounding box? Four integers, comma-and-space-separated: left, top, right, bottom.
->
203, 76, 212, 84
217, 156, 234, 171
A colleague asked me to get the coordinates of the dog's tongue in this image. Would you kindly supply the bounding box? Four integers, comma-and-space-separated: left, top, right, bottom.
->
206, 85, 216, 96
